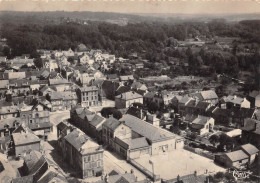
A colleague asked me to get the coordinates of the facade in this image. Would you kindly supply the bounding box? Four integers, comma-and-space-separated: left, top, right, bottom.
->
190, 90, 218, 105
11, 131, 41, 157
215, 150, 249, 168
238, 144, 259, 164
63, 129, 104, 178
78, 86, 100, 107
0, 106, 20, 120
19, 103, 52, 139
220, 95, 251, 109
115, 91, 143, 109
190, 115, 214, 135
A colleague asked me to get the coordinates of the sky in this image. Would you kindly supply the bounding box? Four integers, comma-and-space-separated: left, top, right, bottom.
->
0, 0, 260, 14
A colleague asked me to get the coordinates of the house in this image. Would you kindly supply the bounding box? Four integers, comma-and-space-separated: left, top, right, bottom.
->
178, 97, 211, 117
0, 80, 9, 99
120, 75, 134, 83
19, 150, 48, 182
238, 144, 259, 164
107, 74, 119, 81
0, 105, 20, 120
211, 107, 256, 127
19, 103, 52, 140
0, 118, 21, 137
241, 118, 260, 148
39, 85, 56, 96
115, 91, 143, 109
131, 82, 147, 92
220, 95, 250, 109
47, 91, 78, 111
78, 86, 100, 107
190, 115, 214, 135
79, 53, 91, 65
37, 167, 68, 183
63, 129, 104, 178
134, 63, 144, 69
49, 78, 71, 92
215, 150, 249, 168
248, 90, 260, 108
11, 130, 41, 157
120, 114, 182, 155
70, 105, 96, 132
87, 114, 106, 143
152, 91, 175, 108
190, 90, 218, 105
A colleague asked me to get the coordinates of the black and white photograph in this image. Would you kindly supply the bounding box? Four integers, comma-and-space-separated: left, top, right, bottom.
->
0, 0, 260, 182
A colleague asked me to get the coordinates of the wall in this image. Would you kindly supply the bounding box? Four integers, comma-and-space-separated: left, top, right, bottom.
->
15, 142, 40, 157
151, 138, 175, 155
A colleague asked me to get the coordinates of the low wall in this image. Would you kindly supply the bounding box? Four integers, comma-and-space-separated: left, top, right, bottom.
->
184, 145, 215, 160
128, 159, 160, 182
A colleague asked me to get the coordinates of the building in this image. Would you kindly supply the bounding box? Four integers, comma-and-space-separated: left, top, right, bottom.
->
238, 144, 259, 164
220, 95, 250, 109
0, 118, 21, 137
120, 115, 182, 155
248, 90, 260, 108
63, 129, 104, 178
11, 130, 41, 157
19, 103, 52, 140
78, 86, 100, 107
241, 118, 260, 148
0, 105, 20, 120
49, 78, 71, 92
190, 90, 218, 105
190, 115, 214, 135
115, 91, 143, 109
215, 150, 249, 168
20, 150, 48, 182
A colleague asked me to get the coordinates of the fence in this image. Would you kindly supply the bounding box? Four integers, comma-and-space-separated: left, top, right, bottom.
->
184, 145, 215, 160
128, 159, 160, 182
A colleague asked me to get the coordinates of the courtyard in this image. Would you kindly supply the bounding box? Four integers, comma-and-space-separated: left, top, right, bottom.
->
134, 149, 225, 180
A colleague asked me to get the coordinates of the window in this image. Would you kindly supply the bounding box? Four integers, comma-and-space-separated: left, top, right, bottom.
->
97, 161, 101, 168
239, 160, 242, 164
30, 120, 33, 124
88, 156, 91, 162
12, 113, 16, 117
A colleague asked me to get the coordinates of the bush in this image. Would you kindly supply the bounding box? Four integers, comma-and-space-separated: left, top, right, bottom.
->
214, 172, 225, 179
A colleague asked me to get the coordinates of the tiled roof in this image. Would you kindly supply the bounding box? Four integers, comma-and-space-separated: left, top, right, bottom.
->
12, 132, 40, 146
24, 150, 43, 173
28, 122, 53, 130
122, 137, 150, 150
201, 90, 218, 100
115, 91, 142, 101
120, 114, 175, 142
89, 114, 105, 128
143, 92, 155, 99
0, 105, 19, 114
64, 129, 101, 155
103, 117, 122, 131
240, 144, 259, 155
120, 75, 134, 81
49, 78, 70, 85
225, 150, 248, 162
80, 86, 98, 92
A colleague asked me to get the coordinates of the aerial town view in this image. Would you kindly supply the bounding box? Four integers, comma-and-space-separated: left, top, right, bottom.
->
0, 0, 260, 183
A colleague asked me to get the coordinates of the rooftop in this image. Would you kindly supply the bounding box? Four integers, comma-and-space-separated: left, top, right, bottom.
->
115, 91, 143, 101
12, 131, 40, 146
120, 114, 175, 142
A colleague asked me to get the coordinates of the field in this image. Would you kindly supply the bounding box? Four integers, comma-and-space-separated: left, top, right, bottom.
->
134, 149, 225, 180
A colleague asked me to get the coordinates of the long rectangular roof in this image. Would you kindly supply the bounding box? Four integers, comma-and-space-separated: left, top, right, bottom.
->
120, 114, 175, 142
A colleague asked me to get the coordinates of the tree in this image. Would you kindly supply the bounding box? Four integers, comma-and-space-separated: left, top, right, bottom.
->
147, 101, 158, 114
68, 57, 75, 65
101, 107, 122, 120
33, 58, 43, 69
